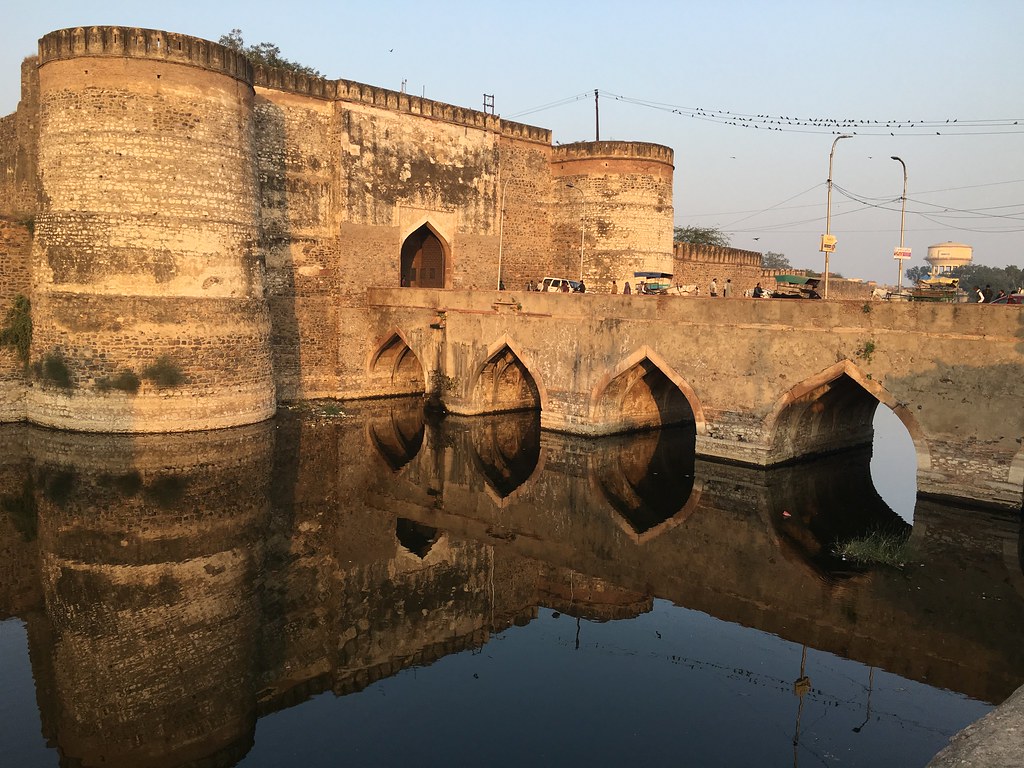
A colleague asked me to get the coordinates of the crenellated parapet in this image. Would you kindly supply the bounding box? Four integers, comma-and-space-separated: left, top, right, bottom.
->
553, 140, 675, 168
253, 64, 550, 142
674, 242, 763, 268
38, 26, 254, 85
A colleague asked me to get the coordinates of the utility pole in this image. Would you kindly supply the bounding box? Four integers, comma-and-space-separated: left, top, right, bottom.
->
594, 89, 600, 141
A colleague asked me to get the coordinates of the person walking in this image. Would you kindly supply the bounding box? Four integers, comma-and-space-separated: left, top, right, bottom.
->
611, 280, 618, 294
709, 278, 718, 297
723, 279, 733, 298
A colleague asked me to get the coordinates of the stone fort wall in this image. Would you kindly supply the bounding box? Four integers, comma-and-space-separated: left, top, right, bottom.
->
0, 25, 676, 430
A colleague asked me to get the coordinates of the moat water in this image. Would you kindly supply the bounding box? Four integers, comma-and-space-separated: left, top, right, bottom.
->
1, 400, 1021, 768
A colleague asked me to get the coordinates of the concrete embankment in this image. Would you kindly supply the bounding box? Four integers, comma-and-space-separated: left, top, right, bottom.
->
927, 684, 1024, 767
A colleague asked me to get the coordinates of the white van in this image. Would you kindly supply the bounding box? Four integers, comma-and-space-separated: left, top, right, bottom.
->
542, 277, 583, 293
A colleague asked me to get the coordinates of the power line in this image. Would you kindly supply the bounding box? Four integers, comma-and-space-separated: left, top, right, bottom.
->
510, 89, 1024, 136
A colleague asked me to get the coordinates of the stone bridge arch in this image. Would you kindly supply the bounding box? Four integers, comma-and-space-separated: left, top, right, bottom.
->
464, 335, 544, 415
591, 346, 704, 435
766, 359, 931, 472
367, 329, 426, 396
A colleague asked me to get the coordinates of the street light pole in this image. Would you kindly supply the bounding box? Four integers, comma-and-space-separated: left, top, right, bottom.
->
824, 134, 853, 299
891, 156, 908, 294
566, 183, 585, 282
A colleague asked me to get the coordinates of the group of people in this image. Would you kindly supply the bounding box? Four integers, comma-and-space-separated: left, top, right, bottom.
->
708, 277, 736, 297
972, 284, 1017, 303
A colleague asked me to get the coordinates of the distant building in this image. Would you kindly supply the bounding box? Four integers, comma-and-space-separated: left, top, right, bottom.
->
926, 242, 973, 275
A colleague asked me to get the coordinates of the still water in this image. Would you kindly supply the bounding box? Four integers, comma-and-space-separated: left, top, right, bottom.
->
0, 400, 1021, 767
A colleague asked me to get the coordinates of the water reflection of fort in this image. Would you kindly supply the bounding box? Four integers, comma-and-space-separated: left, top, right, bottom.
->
1, 400, 1022, 767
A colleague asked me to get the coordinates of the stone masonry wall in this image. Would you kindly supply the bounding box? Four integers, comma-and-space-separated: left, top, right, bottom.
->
0, 59, 40, 218
0, 219, 31, 421
553, 142, 675, 292
672, 243, 764, 296
497, 135, 556, 290
28, 45, 275, 431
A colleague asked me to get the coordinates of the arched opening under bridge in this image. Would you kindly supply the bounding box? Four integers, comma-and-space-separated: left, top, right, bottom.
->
592, 352, 697, 435
470, 344, 541, 414
769, 362, 926, 525
369, 332, 425, 396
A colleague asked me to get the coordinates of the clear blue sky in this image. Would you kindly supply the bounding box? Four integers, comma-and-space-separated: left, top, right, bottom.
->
3, 0, 1022, 284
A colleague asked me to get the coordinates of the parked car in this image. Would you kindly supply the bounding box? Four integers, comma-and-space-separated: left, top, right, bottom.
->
542, 277, 583, 293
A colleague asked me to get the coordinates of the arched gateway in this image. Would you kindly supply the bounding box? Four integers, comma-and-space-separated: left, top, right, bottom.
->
400, 225, 446, 288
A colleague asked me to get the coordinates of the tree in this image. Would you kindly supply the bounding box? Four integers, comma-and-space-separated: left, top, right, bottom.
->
761, 251, 791, 270
950, 264, 1024, 294
218, 29, 321, 77
673, 225, 730, 247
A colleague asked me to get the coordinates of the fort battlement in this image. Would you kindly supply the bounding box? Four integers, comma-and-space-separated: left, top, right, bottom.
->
38, 26, 254, 84
252, 65, 551, 144
553, 141, 675, 168
673, 242, 762, 268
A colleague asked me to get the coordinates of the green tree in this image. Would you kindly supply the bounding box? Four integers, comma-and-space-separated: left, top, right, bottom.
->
219, 29, 321, 77
951, 264, 1024, 294
673, 225, 730, 247
761, 251, 791, 270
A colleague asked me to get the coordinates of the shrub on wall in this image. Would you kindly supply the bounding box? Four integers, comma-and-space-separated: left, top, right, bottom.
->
142, 356, 185, 388
0, 294, 32, 367
32, 352, 73, 388
96, 369, 141, 394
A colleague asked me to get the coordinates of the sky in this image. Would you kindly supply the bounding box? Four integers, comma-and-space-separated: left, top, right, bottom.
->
2, 0, 1022, 285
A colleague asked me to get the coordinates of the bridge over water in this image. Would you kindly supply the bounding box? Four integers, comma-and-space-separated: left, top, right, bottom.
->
362, 288, 1024, 510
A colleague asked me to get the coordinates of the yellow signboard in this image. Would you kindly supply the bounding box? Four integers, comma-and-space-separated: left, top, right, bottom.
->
819, 234, 837, 253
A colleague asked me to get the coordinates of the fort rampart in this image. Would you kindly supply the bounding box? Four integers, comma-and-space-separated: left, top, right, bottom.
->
0, 26, 675, 427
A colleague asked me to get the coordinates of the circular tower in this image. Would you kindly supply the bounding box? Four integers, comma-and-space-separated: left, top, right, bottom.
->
29, 27, 275, 431
926, 241, 972, 275
552, 142, 675, 292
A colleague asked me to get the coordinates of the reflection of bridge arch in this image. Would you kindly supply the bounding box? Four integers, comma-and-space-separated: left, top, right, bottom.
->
766, 360, 930, 471
368, 330, 425, 396
365, 401, 425, 471
467, 412, 542, 502
590, 427, 700, 544
467, 336, 543, 414
592, 346, 703, 434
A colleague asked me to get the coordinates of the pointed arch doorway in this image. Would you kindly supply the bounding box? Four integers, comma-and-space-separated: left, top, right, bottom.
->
401, 225, 446, 288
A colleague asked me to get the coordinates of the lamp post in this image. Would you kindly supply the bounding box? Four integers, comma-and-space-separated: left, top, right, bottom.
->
566, 182, 586, 281
823, 134, 853, 299
891, 156, 908, 295
497, 177, 513, 290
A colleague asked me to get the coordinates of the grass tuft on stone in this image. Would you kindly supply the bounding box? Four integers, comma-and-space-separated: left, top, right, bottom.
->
834, 528, 911, 568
